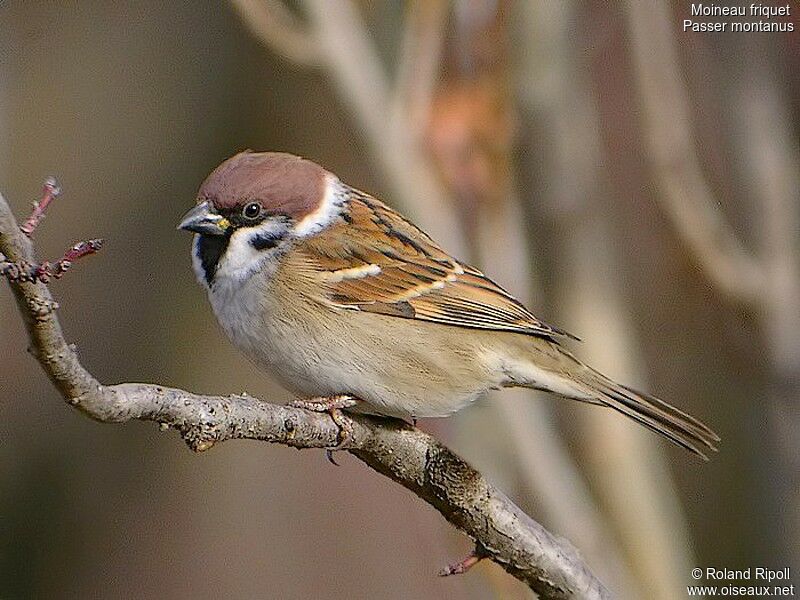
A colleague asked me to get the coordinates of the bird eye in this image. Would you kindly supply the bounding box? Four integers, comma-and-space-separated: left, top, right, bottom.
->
242, 202, 262, 219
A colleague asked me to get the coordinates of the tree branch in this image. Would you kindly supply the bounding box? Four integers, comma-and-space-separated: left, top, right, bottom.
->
0, 189, 610, 599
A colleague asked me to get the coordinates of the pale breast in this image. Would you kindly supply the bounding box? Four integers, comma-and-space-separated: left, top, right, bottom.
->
267, 274, 501, 417
207, 253, 502, 419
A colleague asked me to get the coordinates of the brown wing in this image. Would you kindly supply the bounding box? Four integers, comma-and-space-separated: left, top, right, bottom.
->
298, 188, 577, 341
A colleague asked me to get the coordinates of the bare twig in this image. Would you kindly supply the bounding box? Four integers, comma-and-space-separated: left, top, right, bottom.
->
20, 177, 61, 236
1, 239, 103, 283
439, 545, 486, 577
0, 188, 611, 599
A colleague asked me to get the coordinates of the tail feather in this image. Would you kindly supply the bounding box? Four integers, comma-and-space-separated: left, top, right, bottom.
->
619, 383, 720, 444
506, 342, 720, 459
589, 376, 720, 460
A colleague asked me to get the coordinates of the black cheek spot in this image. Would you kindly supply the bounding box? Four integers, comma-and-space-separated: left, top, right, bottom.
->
251, 232, 283, 251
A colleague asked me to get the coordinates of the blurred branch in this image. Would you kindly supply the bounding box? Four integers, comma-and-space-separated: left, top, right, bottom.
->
229, 0, 321, 66
230, 0, 466, 254
232, 1, 628, 592
737, 55, 800, 376
518, 3, 697, 597
624, 0, 766, 304
0, 190, 610, 599
426, 1, 638, 595
626, 11, 800, 561
736, 45, 800, 572
391, 0, 449, 139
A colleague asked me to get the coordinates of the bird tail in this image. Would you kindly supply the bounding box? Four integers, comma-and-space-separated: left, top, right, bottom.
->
519, 348, 721, 460
581, 369, 719, 460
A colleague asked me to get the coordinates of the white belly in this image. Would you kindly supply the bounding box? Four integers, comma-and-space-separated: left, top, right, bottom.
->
207, 273, 500, 419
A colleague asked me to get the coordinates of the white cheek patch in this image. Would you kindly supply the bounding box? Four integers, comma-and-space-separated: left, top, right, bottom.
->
293, 174, 348, 238
214, 220, 288, 285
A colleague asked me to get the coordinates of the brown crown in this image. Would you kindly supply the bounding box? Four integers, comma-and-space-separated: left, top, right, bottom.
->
198, 151, 328, 219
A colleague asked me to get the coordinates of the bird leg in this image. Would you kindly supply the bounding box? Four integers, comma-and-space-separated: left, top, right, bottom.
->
288, 395, 357, 464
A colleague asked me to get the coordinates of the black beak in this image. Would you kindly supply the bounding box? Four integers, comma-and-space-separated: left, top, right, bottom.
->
177, 201, 229, 236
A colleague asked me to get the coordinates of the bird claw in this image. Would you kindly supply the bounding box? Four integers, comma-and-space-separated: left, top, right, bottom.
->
325, 449, 339, 465
289, 395, 357, 463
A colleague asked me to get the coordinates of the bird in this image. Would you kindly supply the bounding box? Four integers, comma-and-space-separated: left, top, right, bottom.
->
178, 151, 719, 459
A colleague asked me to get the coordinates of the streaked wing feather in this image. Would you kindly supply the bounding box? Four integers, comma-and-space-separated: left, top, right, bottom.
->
300, 188, 576, 341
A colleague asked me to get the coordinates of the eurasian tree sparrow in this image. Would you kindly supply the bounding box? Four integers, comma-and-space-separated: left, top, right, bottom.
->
178, 151, 719, 458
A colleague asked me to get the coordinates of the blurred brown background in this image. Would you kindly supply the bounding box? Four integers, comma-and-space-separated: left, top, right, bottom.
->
1, 2, 798, 599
